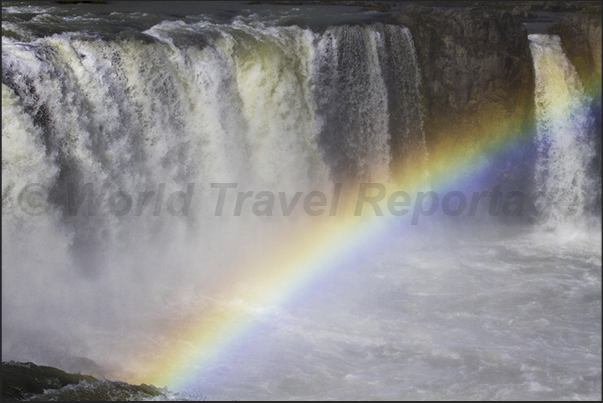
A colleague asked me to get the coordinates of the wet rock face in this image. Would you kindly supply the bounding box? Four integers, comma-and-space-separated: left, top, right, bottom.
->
511, 5, 537, 19
395, 6, 534, 155
548, 14, 602, 88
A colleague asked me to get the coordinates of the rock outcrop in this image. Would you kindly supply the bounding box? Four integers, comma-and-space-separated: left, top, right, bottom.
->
548, 14, 602, 90
1, 361, 164, 401
395, 6, 534, 166
511, 5, 537, 19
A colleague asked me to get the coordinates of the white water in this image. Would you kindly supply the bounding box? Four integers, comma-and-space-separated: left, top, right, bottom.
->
529, 34, 599, 231
2, 6, 601, 400
172, 227, 601, 400
2, 13, 425, 379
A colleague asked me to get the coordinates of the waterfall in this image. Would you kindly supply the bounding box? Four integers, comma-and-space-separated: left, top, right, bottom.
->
2, 21, 427, 370
3, 6, 602, 398
529, 34, 598, 230
2, 22, 426, 254
315, 25, 390, 182
315, 24, 426, 183
375, 24, 428, 183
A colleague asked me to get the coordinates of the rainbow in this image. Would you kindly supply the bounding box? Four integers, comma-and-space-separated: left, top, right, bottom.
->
127, 64, 601, 393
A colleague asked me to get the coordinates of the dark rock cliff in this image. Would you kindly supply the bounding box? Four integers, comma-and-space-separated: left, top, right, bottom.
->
394, 6, 535, 168
548, 14, 602, 90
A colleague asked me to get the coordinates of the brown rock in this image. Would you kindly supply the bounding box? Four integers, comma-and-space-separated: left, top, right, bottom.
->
548, 14, 602, 90
395, 6, 534, 163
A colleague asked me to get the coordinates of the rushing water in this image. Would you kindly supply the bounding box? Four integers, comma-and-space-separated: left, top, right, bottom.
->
2, 3, 601, 400
529, 34, 599, 231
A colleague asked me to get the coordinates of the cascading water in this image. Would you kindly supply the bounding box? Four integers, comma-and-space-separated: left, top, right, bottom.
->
2, 4, 601, 400
2, 13, 426, 383
315, 24, 390, 182
374, 23, 428, 182
314, 23, 427, 183
529, 34, 599, 230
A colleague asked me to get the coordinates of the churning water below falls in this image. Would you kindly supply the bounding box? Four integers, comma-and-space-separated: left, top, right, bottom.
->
2, 2, 601, 400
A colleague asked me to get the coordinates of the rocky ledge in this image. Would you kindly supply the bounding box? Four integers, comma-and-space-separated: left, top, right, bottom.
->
548, 14, 602, 90
1, 361, 164, 401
